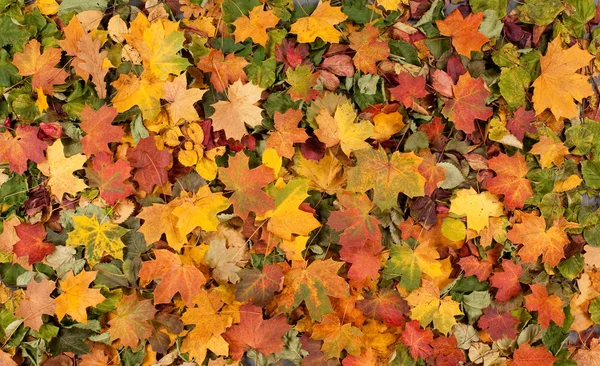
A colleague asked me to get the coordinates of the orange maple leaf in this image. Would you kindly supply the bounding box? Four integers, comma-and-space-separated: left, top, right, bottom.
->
436, 9, 489, 57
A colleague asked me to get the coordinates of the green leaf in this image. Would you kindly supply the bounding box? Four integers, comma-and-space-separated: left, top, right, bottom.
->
383, 244, 421, 291
563, 0, 596, 37
0, 15, 29, 50
499, 67, 531, 111
583, 160, 600, 189
48, 327, 95, 356
517, 0, 564, 26
557, 254, 584, 280
221, 0, 261, 23
58, 0, 107, 15
470, 0, 508, 17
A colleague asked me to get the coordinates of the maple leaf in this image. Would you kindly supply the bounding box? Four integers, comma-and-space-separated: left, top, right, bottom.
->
572, 338, 600, 365
38, 139, 88, 200
55, 270, 105, 323
384, 243, 442, 291
12, 39, 68, 94
111, 70, 165, 120
348, 24, 390, 74
79, 104, 123, 157
139, 249, 206, 306
290, 2, 348, 44
372, 111, 406, 141
266, 109, 309, 159
232, 5, 280, 47
219, 153, 274, 220
277, 259, 349, 321
417, 150, 446, 196
137, 200, 187, 250
197, 49, 249, 93
524, 284, 565, 328
458, 255, 495, 282
210, 80, 264, 140
235, 264, 284, 307
490, 260, 523, 302
532, 37, 594, 120
507, 211, 574, 267
0, 216, 20, 257
442, 74, 492, 134
511, 343, 557, 366
529, 136, 569, 168
0, 126, 47, 175
449, 188, 503, 234
86, 152, 134, 205
13, 223, 54, 265
311, 314, 365, 359
126, 137, 172, 192
163, 73, 207, 124
264, 178, 322, 241
171, 186, 231, 239
205, 236, 247, 283
406, 279, 463, 335
181, 290, 233, 361
356, 288, 408, 327
507, 107, 537, 141
401, 320, 434, 360
340, 239, 383, 284
347, 147, 426, 210
75, 35, 110, 99
292, 150, 346, 194
487, 152, 533, 210
314, 103, 373, 156
436, 9, 489, 57
286, 65, 319, 101
477, 307, 519, 341
223, 303, 291, 360
15, 278, 56, 331
108, 294, 156, 348
389, 72, 429, 109
329, 191, 381, 247
66, 215, 128, 267
431, 335, 466, 366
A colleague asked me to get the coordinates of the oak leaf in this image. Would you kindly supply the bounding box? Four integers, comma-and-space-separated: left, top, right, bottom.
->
222, 303, 291, 360
126, 137, 172, 192
348, 24, 390, 74
108, 294, 156, 348
55, 270, 105, 323
436, 10, 489, 57
0, 126, 47, 175
15, 278, 56, 331
277, 259, 349, 321
442, 74, 492, 134
532, 37, 594, 120
449, 188, 503, 234
524, 284, 565, 328
290, 2, 348, 44
13, 223, 54, 265
12, 39, 68, 94
311, 314, 365, 359
38, 139, 88, 200
232, 6, 280, 47
347, 147, 426, 210
138, 249, 206, 306
210, 80, 264, 140
487, 152, 533, 210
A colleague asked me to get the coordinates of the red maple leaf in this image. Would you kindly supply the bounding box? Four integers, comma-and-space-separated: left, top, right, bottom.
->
486, 152, 533, 210
126, 137, 172, 192
431, 335, 466, 366
197, 49, 248, 92
477, 307, 519, 341
0, 126, 48, 175
442, 74, 492, 134
511, 342, 557, 366
507, 106, 537, 142
524, 284, 565, 328
389, 72, 429, 109
223, 303, 292, 360
235, 264, 284, 307
340, 239, 383, 284
13, 223, 54, 265
458, 256, 494, 282
218, 153, 274, 220
275, 39, 309, 71
348, 24, 390, 74
80, 104, 123, 157
490, 260, 523, 302
356, 288, 408, 327
86, 152, 134, 205
401, 320, 434, 360
329, 191, 381, 247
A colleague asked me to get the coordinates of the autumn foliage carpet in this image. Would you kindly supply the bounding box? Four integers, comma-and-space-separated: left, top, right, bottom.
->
2, 0, 600, 365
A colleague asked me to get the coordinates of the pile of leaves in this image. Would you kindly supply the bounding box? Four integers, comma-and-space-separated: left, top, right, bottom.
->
4, 0, 600, 364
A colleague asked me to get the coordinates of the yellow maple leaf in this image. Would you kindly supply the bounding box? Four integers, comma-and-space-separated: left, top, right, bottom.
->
66, 215, 128, 266
232, 6, 280, 47
449, 188, 503, 234
532, 37, 594, 119
372, 111, 406, 141
553, 174, 583, 193
292, 149, 346, 194
55, 270, 105, 323
111, 70, 165, 120
280, 235, 309, 261
530, 135, 570, 168
163, 74, 207, 124
405, 279, 463, 334
138, 199, 187, 251
172, 186, 231, 239
38, 140, 88, 200
35, 87, 48, 113
290, 1, 348, 44
264, 178, 322, 241
314, 103, 373, 156
210, 80, 264, 140
36, 0, 59, 15
377, 0, 401, 11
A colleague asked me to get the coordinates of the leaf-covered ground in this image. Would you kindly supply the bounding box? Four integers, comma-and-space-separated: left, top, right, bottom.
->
2, 0, 600, 365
